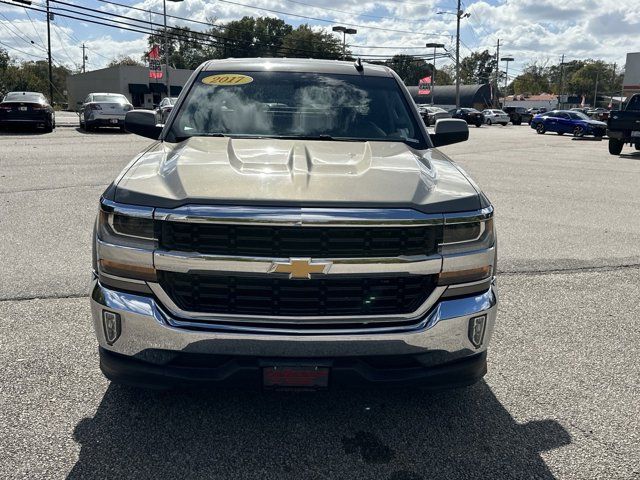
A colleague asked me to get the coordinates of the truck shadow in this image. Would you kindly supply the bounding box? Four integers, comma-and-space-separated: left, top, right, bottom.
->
67, 381, 570, 479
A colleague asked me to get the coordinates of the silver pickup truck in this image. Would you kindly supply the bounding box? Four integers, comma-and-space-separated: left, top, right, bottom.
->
91, 58, 497, 390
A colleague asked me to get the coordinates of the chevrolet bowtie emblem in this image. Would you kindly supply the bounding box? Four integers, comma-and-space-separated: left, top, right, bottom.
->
269, 258, 332, 279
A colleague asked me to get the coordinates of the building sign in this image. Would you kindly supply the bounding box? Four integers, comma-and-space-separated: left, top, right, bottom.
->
418, 76, 432, 95
148, 45, 163, 80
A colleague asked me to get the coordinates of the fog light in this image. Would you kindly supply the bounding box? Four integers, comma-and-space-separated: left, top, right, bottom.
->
102, 311, 121, 345
468, 315, 486, 348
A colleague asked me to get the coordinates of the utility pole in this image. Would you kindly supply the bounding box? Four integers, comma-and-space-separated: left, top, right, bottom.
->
437, 3, 468, 107
593, 71, 599, 108
494, 39, 500, 107
162, 0, 183, 98
455, 0, 462, 108
45, 0, 54, 105
557, 54, 565, 109
81, 43, 86, 73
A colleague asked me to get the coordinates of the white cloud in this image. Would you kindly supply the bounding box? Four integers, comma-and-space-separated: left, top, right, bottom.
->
0, 0, 637, 73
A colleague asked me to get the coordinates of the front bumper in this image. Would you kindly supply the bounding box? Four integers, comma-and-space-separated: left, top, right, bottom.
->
90, 279, 497, 388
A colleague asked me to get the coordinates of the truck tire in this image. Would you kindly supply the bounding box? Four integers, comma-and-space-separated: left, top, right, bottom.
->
608, 138, 624, 155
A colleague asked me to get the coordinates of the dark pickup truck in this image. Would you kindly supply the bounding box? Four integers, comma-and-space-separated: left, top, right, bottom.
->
607, 94, 640, 155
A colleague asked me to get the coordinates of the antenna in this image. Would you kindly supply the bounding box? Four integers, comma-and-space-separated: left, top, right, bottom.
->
354, 57, 363, 72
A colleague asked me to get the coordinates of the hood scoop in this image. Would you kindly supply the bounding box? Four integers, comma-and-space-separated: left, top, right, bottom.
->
225, 138, 373, 176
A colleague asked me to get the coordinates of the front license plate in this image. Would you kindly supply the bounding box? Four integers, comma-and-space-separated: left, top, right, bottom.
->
263, 366, 329, 389
110, 118, 118, 124
631, 131, 640, 137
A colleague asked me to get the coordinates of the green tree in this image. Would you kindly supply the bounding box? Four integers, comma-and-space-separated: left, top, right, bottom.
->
279, 24, 342, 59
385, 55, 431, 85
147, 25, 216, 69
217, 17, 293, 58
108, 55, 143, 67
433, 63, 454, 85
0, 47, 9, 71
459, 50, 496, 84
511, 63, 550, 95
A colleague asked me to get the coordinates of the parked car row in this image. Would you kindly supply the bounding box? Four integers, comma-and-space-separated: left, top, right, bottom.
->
0, 91, 56, 132
530, 110, 607, 138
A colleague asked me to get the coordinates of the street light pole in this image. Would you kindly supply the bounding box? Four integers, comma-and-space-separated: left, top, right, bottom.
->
500, 56, 514, 107
163, 0, 183, 98
332, 26, 357, 60
426, 43, 445, 106
45, 0, 53, 105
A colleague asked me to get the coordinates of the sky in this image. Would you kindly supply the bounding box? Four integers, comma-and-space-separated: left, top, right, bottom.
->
0, 0, 639, 79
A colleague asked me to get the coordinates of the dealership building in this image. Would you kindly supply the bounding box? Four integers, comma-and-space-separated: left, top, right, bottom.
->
66, 65, 194, 109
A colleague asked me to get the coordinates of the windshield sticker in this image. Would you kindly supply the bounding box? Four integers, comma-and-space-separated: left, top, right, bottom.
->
202, 74, 254, 86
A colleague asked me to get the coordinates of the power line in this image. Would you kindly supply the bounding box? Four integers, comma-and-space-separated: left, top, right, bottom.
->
0, 13, 45, 50
276, 0, 432, 23
24, 8, 46, 48
34, 0, 401, 60
97, 0, 452, 37
4, 0, 349, 60
0, 38, 45, 59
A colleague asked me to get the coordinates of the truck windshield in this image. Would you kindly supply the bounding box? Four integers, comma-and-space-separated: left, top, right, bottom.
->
168, 71, 427, 147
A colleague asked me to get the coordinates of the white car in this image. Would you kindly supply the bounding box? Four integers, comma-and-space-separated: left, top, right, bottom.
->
482, 109, 510, 126
79, 93, 133, 131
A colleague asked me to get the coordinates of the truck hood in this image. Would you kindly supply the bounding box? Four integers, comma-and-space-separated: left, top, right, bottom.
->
113, 137, 483, 213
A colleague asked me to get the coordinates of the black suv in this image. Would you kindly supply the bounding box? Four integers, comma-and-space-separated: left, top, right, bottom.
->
502, 106, 532, 125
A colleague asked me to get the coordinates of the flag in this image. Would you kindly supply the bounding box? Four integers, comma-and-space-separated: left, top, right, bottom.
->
418, 76, 432, 95
148, 45, 163, 80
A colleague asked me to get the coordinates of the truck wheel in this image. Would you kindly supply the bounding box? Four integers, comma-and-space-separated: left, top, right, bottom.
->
475, 122, 482, 128
608, 138, 624, 155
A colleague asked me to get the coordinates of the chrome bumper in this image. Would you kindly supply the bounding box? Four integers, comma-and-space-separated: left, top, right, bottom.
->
90, 280, 497, 362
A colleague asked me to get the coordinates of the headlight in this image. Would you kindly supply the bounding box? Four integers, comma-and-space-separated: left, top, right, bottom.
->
440, 216, 494, 255
438, 209, 496, 286
96, 200, 156, 281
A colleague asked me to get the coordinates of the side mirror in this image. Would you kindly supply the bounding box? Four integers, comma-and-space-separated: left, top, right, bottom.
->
430, 118, 469, 147
125, 110, 163, 140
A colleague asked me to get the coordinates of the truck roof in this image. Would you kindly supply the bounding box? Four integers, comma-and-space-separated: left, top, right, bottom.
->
201, 57, 394, 77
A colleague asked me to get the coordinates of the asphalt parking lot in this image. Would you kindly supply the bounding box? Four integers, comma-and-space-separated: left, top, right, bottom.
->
0, 117, 639, 479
